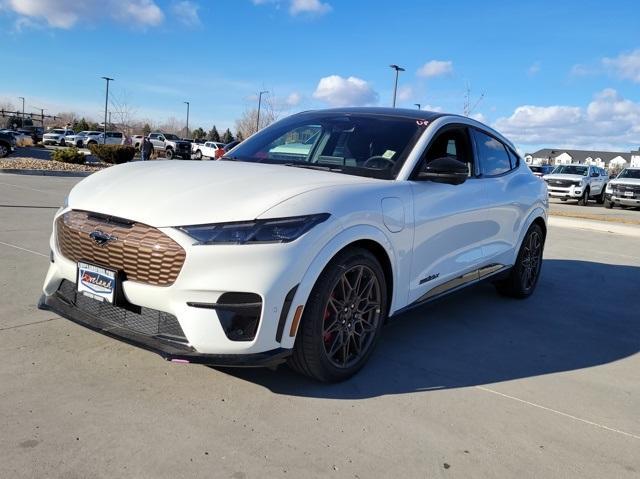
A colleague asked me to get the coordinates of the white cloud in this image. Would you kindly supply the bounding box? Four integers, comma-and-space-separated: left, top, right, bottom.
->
421, 104, 443, 112
171, 1, 200, 27
417, 60, 453, 78
602, 49, 640, 83
3, 0, 164, 29
290, 0, 331, 15
313, 75, 378, 107
251, 0, 331, 16
285, 92, 302, 107
493, 89, 640, 150
471, 112, 487, 123
527, 61, 541, 76
396, 85, 413, 102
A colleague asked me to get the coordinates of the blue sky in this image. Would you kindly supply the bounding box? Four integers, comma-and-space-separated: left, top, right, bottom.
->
1, 0, 639, 152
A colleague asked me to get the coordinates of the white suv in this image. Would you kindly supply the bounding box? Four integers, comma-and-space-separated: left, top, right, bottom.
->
543, 164, 608, 205
43, 128, 74, 146
604, 167, 640, 209
39, 108, 548, 382
84, 131, 124, 146
193, 141, 225, 160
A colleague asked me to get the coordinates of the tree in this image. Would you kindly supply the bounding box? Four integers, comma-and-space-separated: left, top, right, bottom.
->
192, 127, 206, 139
234, 95, 278, 139
208, 125, 220, 142
142, 123, 151, 136
110, 89, 137, 135
222, 128, 235, 144
73, 117, 90, 132
236, 131, 244, 142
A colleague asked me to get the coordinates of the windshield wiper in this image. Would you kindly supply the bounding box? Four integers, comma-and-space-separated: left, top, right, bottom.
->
283, 163, 343, 172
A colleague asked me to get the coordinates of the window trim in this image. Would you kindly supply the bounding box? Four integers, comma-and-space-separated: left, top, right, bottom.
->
409, 123, 477, 180
471, 126, 517, 179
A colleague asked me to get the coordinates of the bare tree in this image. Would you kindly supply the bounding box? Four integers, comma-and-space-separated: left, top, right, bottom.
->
235, 94, 280, 140
110, 89, 137, 136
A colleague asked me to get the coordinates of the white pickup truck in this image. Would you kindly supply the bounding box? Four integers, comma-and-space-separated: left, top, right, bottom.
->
543, 164, 608, 206
192, 141, 225, 160
604, 167, 640, 209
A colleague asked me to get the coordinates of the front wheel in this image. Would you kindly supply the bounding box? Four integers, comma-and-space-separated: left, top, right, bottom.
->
165, 148, 174, 160
289, 248, 388, 382
577, 187, 590, 206
604, 197, 613, 209
494, 223, 545, 299
596, 187, 606, 204
0, 143, 9, 158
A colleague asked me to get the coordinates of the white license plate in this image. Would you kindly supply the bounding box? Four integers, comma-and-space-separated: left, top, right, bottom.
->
77, 262, 116, 303
624, 191, 634, 197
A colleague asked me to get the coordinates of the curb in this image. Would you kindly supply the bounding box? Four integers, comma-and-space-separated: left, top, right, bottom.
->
0, 168, 94, 178
549, 216, 640, 238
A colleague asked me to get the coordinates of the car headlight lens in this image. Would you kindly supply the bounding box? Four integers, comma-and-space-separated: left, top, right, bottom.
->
178, 213, 330, 245
606, 185, 613, 193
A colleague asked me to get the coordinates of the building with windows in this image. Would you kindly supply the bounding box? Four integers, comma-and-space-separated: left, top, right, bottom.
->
524, 148, 640, 168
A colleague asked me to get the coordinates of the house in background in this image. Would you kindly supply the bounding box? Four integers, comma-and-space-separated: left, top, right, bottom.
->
524, 148, 640, 168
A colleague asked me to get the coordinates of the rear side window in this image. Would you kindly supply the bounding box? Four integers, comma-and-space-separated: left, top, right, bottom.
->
473, 129, 512, 176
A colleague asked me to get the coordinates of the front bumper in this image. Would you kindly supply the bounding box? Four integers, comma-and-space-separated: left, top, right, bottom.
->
41, 211, 341, 363
606, 193, 640, 206
43, 136, 63, 145
547, 185, 583, 198
38, 291, 291, 366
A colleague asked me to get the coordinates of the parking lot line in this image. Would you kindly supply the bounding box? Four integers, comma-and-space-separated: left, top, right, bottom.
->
0, 317, 57, 332
0, 181, 58, 195
476, 385, 640, 441
0, 240, 48, 257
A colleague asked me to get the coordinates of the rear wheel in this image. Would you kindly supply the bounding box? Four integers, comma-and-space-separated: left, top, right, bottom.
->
596, 186, 606, 204
0, 143, 9, 158
494, 223, 545, 299
165, 148, 174, 160
289, 248, 387, 382
195, 150, 202, 160
604, 197, 613, 209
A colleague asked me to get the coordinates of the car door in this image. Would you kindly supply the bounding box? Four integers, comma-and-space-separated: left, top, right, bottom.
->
149, 134, 163, 149
589, 166, 604, 194
407, 124, 490, 304
471, 127, 526, 266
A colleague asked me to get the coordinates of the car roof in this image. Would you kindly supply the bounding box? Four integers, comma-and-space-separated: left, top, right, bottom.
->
296, 107, 445, 122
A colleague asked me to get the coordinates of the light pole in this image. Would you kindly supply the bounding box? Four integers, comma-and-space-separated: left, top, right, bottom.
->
18, 97, 25, 125
256, 90, 269, 133
183, 101, 190, 139
389, 64, 405, 108
101, 76, 114, 144
414, 103, 421, 110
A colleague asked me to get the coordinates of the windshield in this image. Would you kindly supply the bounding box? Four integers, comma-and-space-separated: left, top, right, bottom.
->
225, 113, 425, 179
553, 165, 588, 176
164, 133, 180, 140
50, 129, 66, 134
617, 169, 640, 179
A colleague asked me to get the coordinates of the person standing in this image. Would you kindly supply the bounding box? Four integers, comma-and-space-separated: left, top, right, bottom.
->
140, 135, 153, 161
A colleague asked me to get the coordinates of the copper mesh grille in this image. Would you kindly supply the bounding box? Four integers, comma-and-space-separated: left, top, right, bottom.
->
56, 210, 185, 286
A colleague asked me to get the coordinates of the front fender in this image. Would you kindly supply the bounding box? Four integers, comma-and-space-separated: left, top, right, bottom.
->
278, 223, 398, 349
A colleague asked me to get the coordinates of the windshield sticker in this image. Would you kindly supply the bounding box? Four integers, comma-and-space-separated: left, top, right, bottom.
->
382, 150, 396, 159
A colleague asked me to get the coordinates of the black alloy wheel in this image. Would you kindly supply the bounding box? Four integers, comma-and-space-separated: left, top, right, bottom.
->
289, 248, 387, 382
495, 223, 545, 299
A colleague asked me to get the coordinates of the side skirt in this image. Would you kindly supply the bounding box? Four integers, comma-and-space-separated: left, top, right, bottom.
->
391, 264, 511, 318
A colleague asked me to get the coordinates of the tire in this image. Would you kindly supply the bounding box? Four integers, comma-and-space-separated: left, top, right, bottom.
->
604, 197, 613, 209
596, 186, 606, 204
165, 148, 174, 160
288, 247, 388, 382
560, 198, 567, 202
195, 150, 202, 160
0, 142, 9, 158
494, 223, 545, 299
577, 187, 589, 206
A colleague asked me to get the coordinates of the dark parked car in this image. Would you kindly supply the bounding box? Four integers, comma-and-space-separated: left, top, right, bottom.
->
529, 165, 555, 177
0, 131, 16, 158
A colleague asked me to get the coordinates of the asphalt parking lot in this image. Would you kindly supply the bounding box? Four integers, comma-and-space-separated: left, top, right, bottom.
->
1, 174, 638, 479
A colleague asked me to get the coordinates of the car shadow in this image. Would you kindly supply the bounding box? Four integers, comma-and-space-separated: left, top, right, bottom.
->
215, 259, 640, 398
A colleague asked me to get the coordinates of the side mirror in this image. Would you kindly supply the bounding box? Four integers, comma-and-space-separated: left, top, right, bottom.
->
417, 157, 469, 185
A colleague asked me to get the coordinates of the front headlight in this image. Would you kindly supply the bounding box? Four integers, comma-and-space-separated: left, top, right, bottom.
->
606, 185, 613, 193
178, 213, 330, 245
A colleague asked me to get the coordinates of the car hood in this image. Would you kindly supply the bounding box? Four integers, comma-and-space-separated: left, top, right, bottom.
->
542, 173, 586, 181
67, 160, 377, 227
610, 177, 640, 186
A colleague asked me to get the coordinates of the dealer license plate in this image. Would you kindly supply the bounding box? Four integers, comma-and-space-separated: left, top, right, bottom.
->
77, 262, 116, 303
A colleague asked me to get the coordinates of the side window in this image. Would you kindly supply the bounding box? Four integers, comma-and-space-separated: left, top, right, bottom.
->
149, 134, 158, 140
421, 125, 474, 176
473, 129, 512, 176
